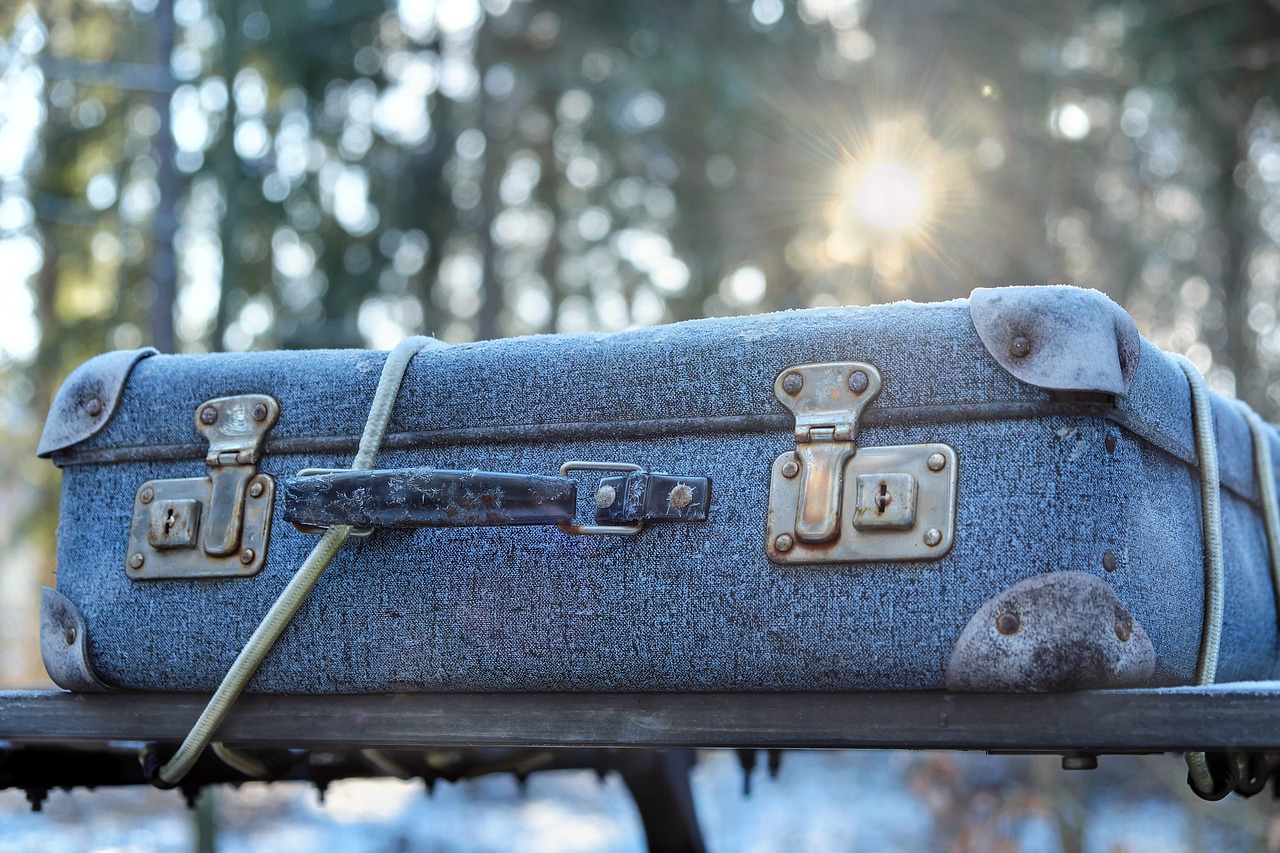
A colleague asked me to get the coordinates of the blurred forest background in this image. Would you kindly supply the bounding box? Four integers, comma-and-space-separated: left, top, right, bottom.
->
0, 0, 1278, 668
4, 0, 1280, 676
6, 0, 1280, 847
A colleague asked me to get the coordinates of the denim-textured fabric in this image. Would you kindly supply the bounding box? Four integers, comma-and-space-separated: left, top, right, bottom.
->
51, 295, 1280, 692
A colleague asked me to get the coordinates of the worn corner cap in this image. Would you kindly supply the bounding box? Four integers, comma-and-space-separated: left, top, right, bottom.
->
946, 571, 1154, 693
969, 285, 1140, 397
37, 347, 158, 458
40, 587, 112, 692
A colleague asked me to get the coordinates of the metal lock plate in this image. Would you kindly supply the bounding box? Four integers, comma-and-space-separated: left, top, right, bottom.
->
766, 444, 957, 563
128, 475, 274, 579
125, 394, 278, 580
765, 361, 958, 565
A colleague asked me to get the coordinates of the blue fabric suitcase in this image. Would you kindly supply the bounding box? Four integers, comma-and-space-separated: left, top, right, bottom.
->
35, 285, 1280, 697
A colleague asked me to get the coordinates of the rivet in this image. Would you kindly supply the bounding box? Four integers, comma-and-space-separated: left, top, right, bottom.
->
774, 533, 795, 553
1105, 434, 1118, 454
926, 453, 946, 472
140, 487, 154, 504
668, 483, 694, 509
781, 459, 800, 479
923, 527, 942, 547
239, 548, 256, 565
595, 485, 617, 509
996, 611, 1020, 635
200, 405, 219, 425
249, 481, 265, 498
848, 370, 869, 394
1102, 550, 1117, 572
84, 397, 103, 417
1009, 335, 1031, 359
251, 402, 268, 422
1114, 617, 1132, 643
781, 372, 804, 396
64, 626, 77, 646
128, 553, 145, 570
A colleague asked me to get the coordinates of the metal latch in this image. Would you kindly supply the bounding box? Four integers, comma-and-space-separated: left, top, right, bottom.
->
126, 395, 279, 579
765, 362, 957, 564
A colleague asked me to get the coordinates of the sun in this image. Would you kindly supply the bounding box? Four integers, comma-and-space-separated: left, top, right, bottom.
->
850, 161, 930, 233
815, 115, 961, 277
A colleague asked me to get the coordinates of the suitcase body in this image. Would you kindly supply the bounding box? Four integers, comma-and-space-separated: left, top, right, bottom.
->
37, 286, 1280, 693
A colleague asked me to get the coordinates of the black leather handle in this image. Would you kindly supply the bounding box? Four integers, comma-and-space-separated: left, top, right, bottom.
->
283, 468, 577, 530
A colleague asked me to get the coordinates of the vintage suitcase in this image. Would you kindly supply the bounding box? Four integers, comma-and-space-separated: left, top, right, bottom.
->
35, 285, 1280, 698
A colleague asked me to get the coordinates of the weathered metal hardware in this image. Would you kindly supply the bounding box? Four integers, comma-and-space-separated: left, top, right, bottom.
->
969, 286, 1140, 396
557, 461, 656, 536
766, 362, 958, 564
552, 461, 645, 536
125, 395, 279, 580
40, 587, 111, 692
852, 472, 916, 530
37, 347, 158, 458
776, 362, 880, 544
594, 471, 712, 525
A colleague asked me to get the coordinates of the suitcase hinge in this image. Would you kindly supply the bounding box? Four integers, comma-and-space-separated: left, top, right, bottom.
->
125, 395, 280, 580
765, 362, 958, 564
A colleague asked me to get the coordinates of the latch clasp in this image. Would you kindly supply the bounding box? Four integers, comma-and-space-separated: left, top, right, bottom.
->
775, 363, 881, 544
126, 395, 279, 580
765, 362, 958, 564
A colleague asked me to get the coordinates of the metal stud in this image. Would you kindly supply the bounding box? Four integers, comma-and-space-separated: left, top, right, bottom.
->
923, 527, 942, 547
781, 459, 799, 479
848, 370, 869, 393
249, 481, 265, 498
926, 453, 946, 472
251, 402, 269, 422
239, 549, 256, 565
996, 611, 1020, 635
1009, 335, 1031, 359
595, 485, 617, 509
128, 553, 145, 570
199, 405, 219, 425
781, 372, 804, 395
773, 533, 795, 552
84, 397, 103, 417
140, 487, 154, 504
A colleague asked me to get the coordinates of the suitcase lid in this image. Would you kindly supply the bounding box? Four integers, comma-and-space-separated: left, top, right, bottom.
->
40, 285, 1267, 510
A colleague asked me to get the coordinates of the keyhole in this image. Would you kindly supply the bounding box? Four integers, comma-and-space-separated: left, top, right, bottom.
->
875, 482, 891, 513
164, 507, 175, 536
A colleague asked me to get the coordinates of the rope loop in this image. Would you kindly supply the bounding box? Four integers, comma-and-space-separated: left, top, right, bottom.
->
151, 337, 438, 786
1172, 355, 1226, 798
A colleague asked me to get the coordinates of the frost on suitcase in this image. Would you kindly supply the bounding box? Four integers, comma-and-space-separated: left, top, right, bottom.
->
35, 285, 1280, 694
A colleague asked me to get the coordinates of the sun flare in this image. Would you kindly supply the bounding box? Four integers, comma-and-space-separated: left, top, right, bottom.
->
851, 161, 929, 233
812, 113, 970, 282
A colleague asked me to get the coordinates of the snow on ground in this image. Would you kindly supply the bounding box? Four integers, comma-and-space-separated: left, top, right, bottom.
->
0, 750, 1274, 851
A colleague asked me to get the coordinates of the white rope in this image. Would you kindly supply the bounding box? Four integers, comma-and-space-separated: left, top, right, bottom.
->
155, 337, 436, 786
1173, 356, 1225, 795
1238, 403, 1280, 629
211, 742, 270, 778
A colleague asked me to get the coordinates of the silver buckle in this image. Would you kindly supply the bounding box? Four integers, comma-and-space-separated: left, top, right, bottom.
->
557, 461, 645, 536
